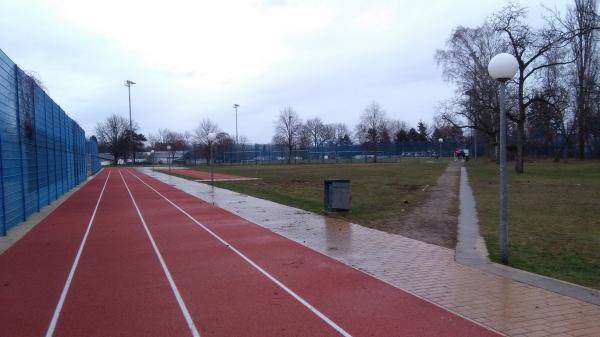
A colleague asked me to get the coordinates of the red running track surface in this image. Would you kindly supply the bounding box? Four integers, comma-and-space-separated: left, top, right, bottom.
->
0, 168, 500, 337
165, 168, 248, 181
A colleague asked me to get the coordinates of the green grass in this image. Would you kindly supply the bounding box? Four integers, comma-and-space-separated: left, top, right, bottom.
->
468, 159, 600, 289
181, 159, 449, 227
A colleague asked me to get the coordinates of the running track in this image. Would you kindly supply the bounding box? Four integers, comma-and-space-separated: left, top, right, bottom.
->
165, 168, 248, 181
0, 168, 500, 337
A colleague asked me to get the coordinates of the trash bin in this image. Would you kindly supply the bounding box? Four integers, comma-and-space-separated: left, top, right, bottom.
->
324, 179, 351, 211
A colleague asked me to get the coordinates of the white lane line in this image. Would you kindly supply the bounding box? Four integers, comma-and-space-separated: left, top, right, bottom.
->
118, 170, 201, 337
127, 170, 353, 337
45, 171, 112, 337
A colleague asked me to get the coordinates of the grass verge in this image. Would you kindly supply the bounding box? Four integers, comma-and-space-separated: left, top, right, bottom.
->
174, 159, 449, 229
468, 159, 600, 289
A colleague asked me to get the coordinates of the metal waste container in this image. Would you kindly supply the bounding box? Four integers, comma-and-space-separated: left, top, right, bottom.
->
324, 179, 351, 211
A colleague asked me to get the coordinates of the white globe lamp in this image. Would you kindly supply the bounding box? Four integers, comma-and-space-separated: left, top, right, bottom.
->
488, 53, 518, 81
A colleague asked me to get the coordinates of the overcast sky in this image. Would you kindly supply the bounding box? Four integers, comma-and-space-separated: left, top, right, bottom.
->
0, 0, 571, 143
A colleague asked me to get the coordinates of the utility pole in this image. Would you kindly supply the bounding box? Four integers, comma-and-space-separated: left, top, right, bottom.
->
125, 80, 136, 166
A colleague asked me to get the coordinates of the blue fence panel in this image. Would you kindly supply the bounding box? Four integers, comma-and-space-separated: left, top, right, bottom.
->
66, 114, 73, 190
55, 105, 64, 196
46, 95, 57, 203
16, 68, 39, 217
60, 109, 67, 191
0, 48, 97, 235
0, 49, 14, 234
89, 140, 100, 174
0, 51, 24, 231
65, 117, 72, 189
34, 86, 49, 207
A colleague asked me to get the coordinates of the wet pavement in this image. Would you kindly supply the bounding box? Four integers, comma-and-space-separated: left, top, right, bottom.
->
141, 167, 600, 337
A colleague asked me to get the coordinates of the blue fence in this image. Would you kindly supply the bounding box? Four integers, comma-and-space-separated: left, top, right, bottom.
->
220, 141, 469, 164
0, 48, 100, 235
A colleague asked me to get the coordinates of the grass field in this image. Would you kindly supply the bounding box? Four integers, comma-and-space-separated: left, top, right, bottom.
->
178, 159, 449, 230
467, 160, 600, 289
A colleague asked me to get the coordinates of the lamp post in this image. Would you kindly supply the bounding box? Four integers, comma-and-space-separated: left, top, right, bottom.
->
124, 80, 136, 166
208, 132, 217, 184
233, 104, 240, 144
438, 138, 443, 159
150, 149, 155, 175
166, 145, 172, 172
488, 53, 518, 265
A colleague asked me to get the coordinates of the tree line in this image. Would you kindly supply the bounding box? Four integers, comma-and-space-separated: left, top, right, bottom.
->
95, 102, 463, 165
271, 102, 463, 164
436, 0, 600, 173
95, 115, 238, 165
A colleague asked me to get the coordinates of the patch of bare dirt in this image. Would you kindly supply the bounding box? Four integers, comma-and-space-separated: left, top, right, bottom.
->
370, 162, 461, 249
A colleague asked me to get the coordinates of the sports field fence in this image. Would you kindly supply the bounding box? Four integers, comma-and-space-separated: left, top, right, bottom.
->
0, 48, 100, 235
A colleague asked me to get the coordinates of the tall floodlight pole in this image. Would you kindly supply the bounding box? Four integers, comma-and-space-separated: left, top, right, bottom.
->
124, 80, 136, 166
233, 104, 240, 144
488, 53, 518, 265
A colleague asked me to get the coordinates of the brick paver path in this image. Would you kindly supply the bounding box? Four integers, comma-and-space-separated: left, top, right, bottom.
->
144, 168, 600, 337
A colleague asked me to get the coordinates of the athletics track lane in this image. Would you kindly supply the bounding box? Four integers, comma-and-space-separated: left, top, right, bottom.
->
51, 170, 191, 337
121, 168, 340, 337
0, 170, 109, 337
128, 169, 500, 337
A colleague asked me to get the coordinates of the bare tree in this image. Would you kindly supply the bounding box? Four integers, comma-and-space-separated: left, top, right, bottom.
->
238, 135, 250, 152
528, 51, 575, 162
435, 23, 504, 158
565, 0, 599, 158
213, 132, 234, 163
149, 129, 188, 153
148, 128, 169, 149
194, 118, 220, 146
191, 119, 222, 164
492, 2, 587, 172
96, 114, 138, 164
332, 123, 352, 145
273, 106, 302, 164
355, 101, 388, 162
388, 120, 408, 137
304, 118, 335, 148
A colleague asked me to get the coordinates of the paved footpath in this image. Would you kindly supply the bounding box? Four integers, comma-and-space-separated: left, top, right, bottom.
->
144, 168, 600, 337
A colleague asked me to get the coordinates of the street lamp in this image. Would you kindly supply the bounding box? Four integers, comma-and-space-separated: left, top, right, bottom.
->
150, 149, 155, 174
488, 52, 518, 265
166, 145, 172, 172
438, 138, 443, 159
233, 104, 240, 144
208, 132, 217, 184
124, 80, 136, 166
